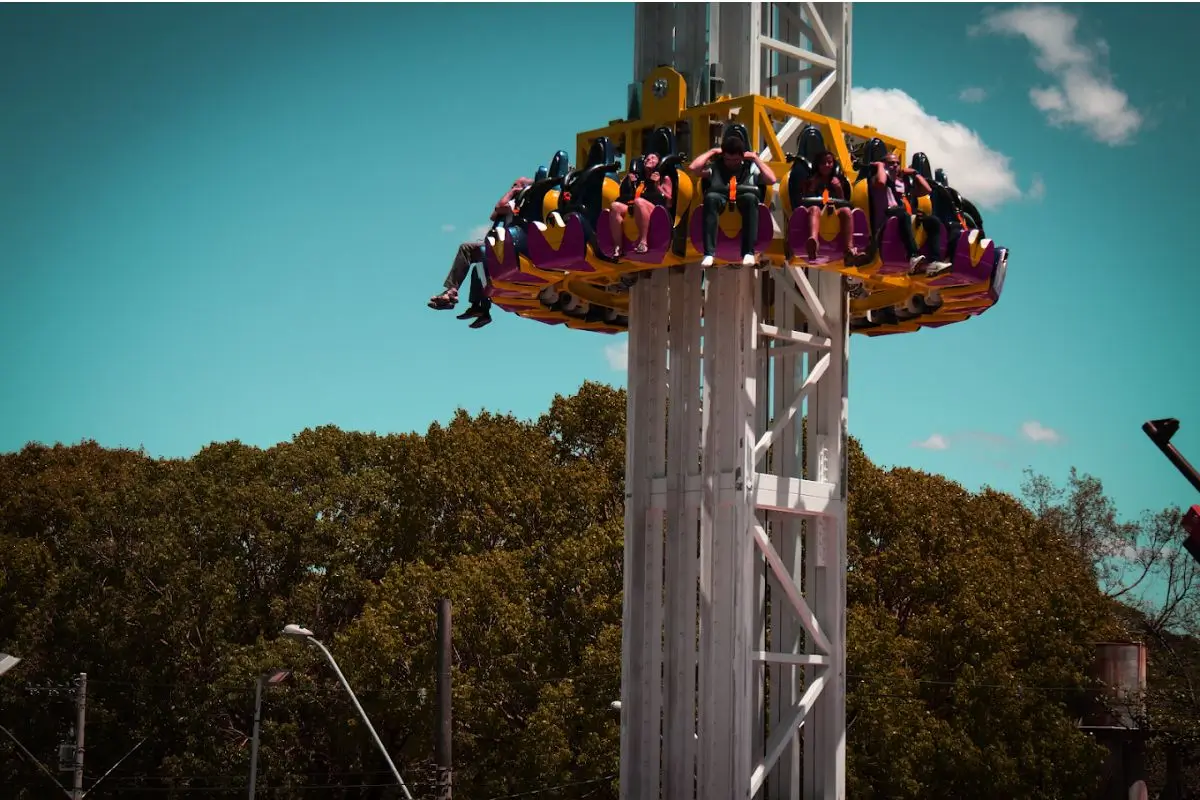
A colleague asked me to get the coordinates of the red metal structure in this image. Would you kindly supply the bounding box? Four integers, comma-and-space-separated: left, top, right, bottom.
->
1143, 418, 1200, 564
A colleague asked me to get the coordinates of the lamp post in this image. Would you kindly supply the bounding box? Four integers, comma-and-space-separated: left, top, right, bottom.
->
247, 668, 290, 800
281, 625, 414, 800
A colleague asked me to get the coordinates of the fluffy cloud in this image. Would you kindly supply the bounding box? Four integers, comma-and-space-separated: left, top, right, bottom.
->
850, 87, 1021, 208
468, 223, 491, 241
1021, 420, 1063, 444
440, 223, 456, 233
914, 433, 950, 451
958, 86, 987, 103
604, 340, 628, 371
976, 5, 1141, 145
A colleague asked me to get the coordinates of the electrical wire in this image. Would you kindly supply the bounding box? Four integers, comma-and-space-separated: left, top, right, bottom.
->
477, 773, 617, 800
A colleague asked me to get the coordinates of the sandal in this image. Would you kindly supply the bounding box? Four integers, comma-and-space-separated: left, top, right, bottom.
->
428, 289, 457, 310
633, 242, 649, 254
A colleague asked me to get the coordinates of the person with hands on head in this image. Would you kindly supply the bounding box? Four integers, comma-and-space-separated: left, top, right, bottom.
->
689, 135, 778, 267
869, 153, 951, 277
428, 177, 534, 326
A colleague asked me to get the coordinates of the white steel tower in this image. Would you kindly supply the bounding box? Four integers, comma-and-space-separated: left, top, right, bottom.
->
621, 3, 852, 799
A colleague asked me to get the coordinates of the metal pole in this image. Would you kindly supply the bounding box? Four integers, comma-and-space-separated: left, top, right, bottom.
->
1143, 419, 1200, 495
248, 677, 264, 800
72, 673, 86, 800
307, 638, 415, 800
436, 598, 453, 800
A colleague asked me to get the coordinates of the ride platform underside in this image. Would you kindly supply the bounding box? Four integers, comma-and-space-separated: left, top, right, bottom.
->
478, 66, 1008, 338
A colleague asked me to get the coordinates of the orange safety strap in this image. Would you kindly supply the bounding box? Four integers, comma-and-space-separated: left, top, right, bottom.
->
903, 196, 913, 214
729, 176, 737, 203
821, 188, 831, 206
635, 183, 644, 199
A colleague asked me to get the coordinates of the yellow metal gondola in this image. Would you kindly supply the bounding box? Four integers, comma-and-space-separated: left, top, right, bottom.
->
463, 66, 1008, 336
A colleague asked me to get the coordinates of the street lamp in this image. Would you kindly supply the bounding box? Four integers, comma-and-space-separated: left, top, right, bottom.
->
247, 668, 291, 800
0, 652, 21, 678
280, 625, 414, 800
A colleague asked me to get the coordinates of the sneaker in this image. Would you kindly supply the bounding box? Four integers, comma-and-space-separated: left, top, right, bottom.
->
456, 305, 486, 320
925, 260, 953, 277
907, 255, 927, 274
742, 253, 756, 267
700, 255, 714, 267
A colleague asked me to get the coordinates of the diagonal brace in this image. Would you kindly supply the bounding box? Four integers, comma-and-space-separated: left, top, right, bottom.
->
753, 352, 830, 466
749, 672, 829, 795
759, 324, 831, 350
751, 521, 832, 655
786, 265, 834, 339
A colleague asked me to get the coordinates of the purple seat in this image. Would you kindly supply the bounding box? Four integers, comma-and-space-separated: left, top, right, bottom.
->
988, 246, 1008, 304
872, 215, 942, 275
525, 218, 601, 274
596, 205, 673, 265
688, 202, 773, 261
485, 229, 553, 285
923, 228, 996, 289
787, 206, 870, 265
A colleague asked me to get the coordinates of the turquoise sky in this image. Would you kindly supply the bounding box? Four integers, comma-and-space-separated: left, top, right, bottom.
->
2, 3, 1196, 525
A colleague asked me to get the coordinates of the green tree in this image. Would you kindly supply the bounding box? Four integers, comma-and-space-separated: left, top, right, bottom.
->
1023, 466, 1200, 797
846, 440, 1114, 799
0, 382, 1171, 799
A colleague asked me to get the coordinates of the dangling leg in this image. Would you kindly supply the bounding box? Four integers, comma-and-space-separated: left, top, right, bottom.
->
461, 262, 493, 328
736, 192, 760, 265
885, 206, 925, 273
430, 241, 481, 309
701, 192, 725, 266
837, 206, 862, 264
631, 198, 653, 253
806, 205, 822, 261
608, 202, 628, 258
918, 216, 952, 276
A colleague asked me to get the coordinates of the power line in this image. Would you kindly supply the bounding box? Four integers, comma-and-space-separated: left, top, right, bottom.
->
478, 774, 617, 800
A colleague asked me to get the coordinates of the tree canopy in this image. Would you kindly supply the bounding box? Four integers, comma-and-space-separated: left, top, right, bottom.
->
0, 381, 1194, 798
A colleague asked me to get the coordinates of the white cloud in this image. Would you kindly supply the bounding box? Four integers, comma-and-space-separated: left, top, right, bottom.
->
440, 223, 456, 233
914, 433, 950, 451
850, 87, 1021, 209
959, 86, 987, 103
1021, 421, 1063, 444
604, 340, 628, 371
1028, 174, 1046, 201
976, 6, 1142, 145
468, 224, 491, 241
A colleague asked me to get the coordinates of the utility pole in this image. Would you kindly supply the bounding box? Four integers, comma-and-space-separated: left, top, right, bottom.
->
248, 677, 265, 800
72, 672, 86, 800
435, 599, 452, 800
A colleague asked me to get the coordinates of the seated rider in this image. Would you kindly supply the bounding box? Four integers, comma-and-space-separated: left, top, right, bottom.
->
929, 182, 969, 268
869, 153, 950, 276
428, 177, 533, 327
689, 136, 778, 267
607, 152, 674, 257
800, 150, 863, 265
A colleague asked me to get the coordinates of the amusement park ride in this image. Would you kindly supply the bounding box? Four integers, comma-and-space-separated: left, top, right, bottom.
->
458, 3, 1009, 799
